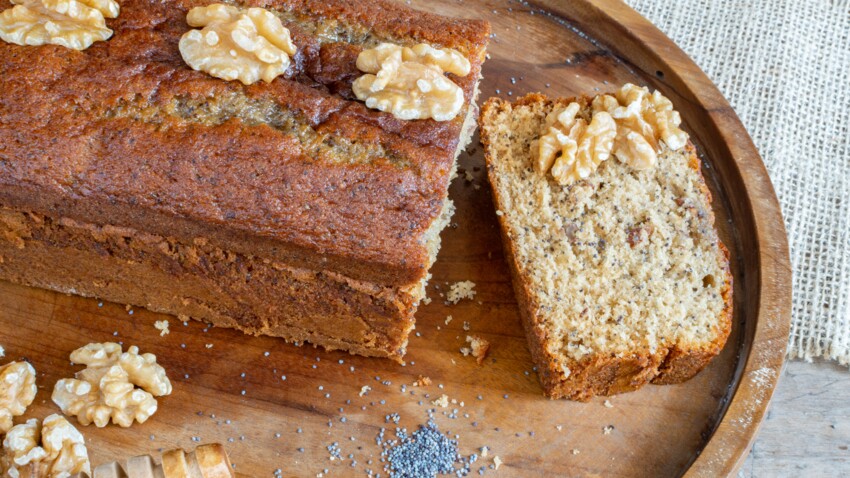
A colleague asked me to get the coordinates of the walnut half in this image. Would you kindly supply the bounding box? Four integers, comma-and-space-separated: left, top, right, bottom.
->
0, 414, 91, 478
52, 343, 172, 428
179, 3, 297, 85
592, 83, 689, 170
536, 102, 617, 185
0, 0, 116, 51
0, 361, 37, 434
353, 43, 471, 122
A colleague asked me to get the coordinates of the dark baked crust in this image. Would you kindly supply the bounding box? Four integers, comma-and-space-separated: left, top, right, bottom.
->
480, 94, 733, 401
0, 0, 490, 287
0, 207, 416, 361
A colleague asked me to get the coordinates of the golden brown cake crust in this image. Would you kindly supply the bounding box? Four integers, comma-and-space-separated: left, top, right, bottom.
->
0, 0, 490, 287
480, 93, 733, 401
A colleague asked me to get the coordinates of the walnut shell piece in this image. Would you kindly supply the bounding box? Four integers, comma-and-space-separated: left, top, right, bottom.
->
0, 0, 114, 50
0, 361, 37, 434
179, 3, 297, 85
353, 42, 471, 121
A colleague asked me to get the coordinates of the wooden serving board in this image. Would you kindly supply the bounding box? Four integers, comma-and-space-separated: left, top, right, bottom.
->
0, 1, 792, 477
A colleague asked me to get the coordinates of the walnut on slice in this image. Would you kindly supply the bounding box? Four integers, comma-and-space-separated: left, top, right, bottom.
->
52, 343, 171, 428
0, 361, 37, 433
592, 83, 689, 170
537, 102, 617, 186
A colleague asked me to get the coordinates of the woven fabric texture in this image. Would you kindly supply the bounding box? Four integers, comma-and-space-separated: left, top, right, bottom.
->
624, 0, 850, 364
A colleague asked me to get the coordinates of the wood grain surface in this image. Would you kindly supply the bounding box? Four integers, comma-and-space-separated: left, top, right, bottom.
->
0, 1, 791, 477
740, 360, 850, 477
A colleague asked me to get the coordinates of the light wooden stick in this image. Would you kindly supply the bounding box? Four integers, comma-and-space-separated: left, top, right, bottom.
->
72, 443, 234, 478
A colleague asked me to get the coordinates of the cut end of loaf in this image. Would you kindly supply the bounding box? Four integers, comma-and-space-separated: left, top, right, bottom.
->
479, 92, 733, 401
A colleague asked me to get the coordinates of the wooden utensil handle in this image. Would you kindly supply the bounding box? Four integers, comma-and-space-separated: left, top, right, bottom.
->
71, 443, 235, 478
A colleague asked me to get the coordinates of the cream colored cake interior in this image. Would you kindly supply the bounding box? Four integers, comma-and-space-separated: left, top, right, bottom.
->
488, 100, 728, 365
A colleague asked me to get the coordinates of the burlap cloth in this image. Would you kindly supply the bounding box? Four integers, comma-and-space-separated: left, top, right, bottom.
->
624, 0, 850, 364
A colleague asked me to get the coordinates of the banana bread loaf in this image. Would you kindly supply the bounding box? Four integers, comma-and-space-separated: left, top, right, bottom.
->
0, 0, 489, 361
479, 91, 732, 400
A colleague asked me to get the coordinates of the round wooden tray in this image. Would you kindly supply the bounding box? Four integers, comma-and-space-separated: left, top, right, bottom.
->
0, 0, 791, 476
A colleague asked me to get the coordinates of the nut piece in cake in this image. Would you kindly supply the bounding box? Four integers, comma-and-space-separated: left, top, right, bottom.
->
353, 43, 471, 121
52, 343, 172, 427
0, 361, 37, 433
179, 3, 297, 85
0, 414, 91, 477
0, 0, 115, 50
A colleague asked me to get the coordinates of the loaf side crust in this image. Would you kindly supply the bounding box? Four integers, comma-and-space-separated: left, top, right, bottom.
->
0, 206, 418, 362
480, 93, 733, 401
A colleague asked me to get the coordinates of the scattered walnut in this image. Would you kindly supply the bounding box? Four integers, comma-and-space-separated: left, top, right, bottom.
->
538, 102, 616, 185
70, 341, 122, 367
52, 343, 171, 428
179, 3, 297, 85
353, 42, 471, 121
0, 361, 37, 434
0, 414, 90, 478
154, 320, 169, 336
592, 83, 689, 170
0, 0, 115, 50
431, 394, 449, 408
412, 375, 431, 387
465, 335, 490, 365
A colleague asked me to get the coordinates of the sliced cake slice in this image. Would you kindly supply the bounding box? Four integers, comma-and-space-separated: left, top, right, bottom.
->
479, 86, 732, 400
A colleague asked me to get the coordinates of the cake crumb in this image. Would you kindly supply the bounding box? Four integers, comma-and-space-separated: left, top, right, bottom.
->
604, 400, 613, 408
431, 394, 449, 408
413, 375, 431, 387
205, 344, 213, 349
154, 320, 170, 336
556, 425, 563, 431
447, 281, 476, 304
445, 315, 453, 325
464, 170, 474, 182
466, 335, 490, 364
359, 386, 371, 397
0, 345, 4, 358
494, 456, 503, 470
571, 449, 580, 455
422, 297, 432, 305
480, 446, 489, 457
603, 425, 614, 435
